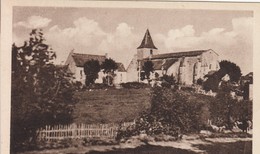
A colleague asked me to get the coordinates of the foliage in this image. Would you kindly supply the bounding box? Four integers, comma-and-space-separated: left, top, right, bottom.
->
141, 60, 154, 81
203, 71, 225, 92
203, 60, 242, 92
83, 59, 101, 86
101, 58, 118, 74
85, 83, 111, 90
117, 87, 211, 140
208, 82, 235, 128
101, 58, 118, 85
11, 29, 77, 151
219, 60, 242, 83
208, 81, 252, 129
197, 78, 203, 85
160, 74, 176, 88
150, 87, 209, 132
120, 82, 150, 89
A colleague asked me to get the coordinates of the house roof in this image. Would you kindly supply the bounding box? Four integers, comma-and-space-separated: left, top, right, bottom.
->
71, 53, 126, 72
245, 72, 253, 78
141, 58, 178, 71
149, 50, 210, 60
116, 63, 126, 72
137, 29, 157, 49
72, 53, 106, 67
241, 72, 253, 83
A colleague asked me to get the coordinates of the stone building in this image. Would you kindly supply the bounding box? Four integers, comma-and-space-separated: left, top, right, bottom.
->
65, 51, 127, 84
126, 29, 220, 85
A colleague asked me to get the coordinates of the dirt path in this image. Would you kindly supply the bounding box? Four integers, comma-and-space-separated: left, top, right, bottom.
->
18, 134, 252, 154
149, 135, 252, 153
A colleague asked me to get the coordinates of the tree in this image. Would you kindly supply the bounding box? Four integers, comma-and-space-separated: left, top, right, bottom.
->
101, 58, 118, 86
203, 60, 241, 92
141, 60, 154, 81
210, 81, 235, 129
11, 29, 77, 151
84, 59, 101, 86
203, 71, 223, 92
209, 81, 252, 129
219, 60, 242, 83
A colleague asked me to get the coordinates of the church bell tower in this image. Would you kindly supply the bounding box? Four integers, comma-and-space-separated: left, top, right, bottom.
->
137, 29, 158, 60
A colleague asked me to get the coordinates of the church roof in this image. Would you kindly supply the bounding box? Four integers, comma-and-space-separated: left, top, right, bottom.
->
72, 53, 106, 67
137, 29, 158, 49
149, 50, 209, 60
141, 58, 178, 70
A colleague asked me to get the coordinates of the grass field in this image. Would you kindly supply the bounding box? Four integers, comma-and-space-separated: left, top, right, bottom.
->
73, 88, 151, 124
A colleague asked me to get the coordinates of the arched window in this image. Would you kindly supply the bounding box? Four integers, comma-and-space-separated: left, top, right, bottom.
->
150, 49, 153, 55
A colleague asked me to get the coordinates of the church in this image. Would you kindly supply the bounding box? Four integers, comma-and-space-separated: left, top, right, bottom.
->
126, 29, 220, 85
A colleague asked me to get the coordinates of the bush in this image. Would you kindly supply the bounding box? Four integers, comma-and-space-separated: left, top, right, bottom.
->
160, 75, 176, 88
84, 83, 111, 90
197, 78, 203, 85
116, 87, 211, 140
181, 86, 195, 92
120, 82, 150, 89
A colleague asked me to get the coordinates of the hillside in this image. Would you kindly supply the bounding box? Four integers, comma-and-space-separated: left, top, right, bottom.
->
73, 88, 151, 124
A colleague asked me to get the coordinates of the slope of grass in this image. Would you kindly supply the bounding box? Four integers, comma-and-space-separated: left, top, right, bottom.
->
73, 88, 151, 124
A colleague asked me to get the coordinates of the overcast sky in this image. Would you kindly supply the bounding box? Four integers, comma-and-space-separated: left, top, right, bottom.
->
13, 7, 253, 75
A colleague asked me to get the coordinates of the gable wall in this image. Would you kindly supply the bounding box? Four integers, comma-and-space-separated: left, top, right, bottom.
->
126, 55, 139, 82
200, 50, 219, 76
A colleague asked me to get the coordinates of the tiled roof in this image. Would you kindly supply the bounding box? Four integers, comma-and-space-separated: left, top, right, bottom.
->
71, 53, 126, 72
245, 72, 253, 78
141, 58, 178, 71
149, 50, 209, 60
116, 63, 126, 72
137, 29, 157, 49
241, 72, 253, 83
72, 53, 106, 67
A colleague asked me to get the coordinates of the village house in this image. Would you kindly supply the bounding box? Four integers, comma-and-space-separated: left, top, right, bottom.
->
127, 29, 220, 85
65, 51, 127, 85
240, 72, 253, 100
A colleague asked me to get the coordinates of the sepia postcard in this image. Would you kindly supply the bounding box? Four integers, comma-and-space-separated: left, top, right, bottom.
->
1, 0, 260, 154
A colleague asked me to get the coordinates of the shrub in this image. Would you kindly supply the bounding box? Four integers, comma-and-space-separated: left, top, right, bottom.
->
197, 78, 203, 85
181, 86, 195, 92
85, 83, 111, 90
120, 82, 150, 89
116, 87, 211, 140
160, 75, 176, 88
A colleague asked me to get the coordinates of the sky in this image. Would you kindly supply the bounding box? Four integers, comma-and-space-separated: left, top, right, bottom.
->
13, 7, 253, 75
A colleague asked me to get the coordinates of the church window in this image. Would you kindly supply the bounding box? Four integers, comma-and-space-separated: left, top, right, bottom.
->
150, 50, 153, 55
209, 64, 212, 69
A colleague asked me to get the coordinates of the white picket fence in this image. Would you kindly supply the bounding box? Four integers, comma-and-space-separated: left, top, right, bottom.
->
37, 121, 135, 141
